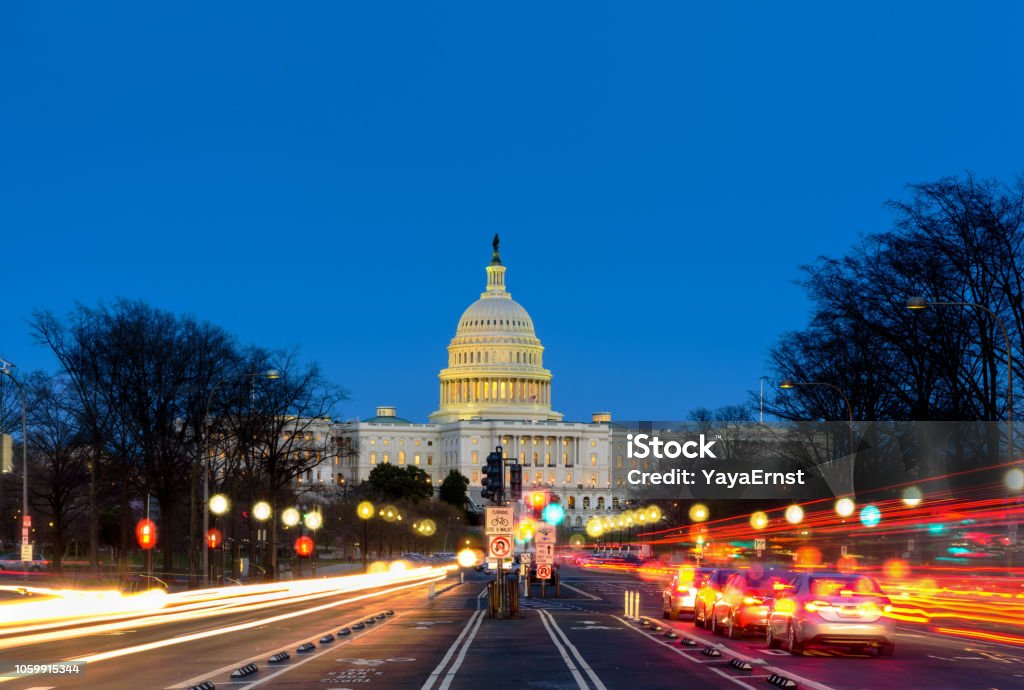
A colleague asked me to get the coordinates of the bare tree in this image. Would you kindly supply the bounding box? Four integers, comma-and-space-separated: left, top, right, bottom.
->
24, 372, 90, 571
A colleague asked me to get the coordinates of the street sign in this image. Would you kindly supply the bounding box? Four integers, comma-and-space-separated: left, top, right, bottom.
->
535, 524, 556, 545
536, 564, 552, 580
535, 542, 554, 564
488, 534, 513, 559
840, 545, 848, 557
519, 553, 532, 567
485, 506, 513, 536
20, 544, 32, 562
754, 538, 766, 551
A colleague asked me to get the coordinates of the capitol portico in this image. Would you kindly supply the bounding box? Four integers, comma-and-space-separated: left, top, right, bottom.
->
310, 238, 629, 529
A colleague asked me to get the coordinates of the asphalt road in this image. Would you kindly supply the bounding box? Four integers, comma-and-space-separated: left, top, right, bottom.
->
1, 566, 1022, 689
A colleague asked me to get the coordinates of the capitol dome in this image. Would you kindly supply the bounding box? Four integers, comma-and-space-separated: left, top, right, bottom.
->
429, 237, 562, 424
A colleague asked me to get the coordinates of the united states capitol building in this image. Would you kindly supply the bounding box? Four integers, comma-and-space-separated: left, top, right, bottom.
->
301, 239, 630, 529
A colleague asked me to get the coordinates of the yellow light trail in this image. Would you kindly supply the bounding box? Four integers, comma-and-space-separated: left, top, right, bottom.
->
0, 566, 450, 651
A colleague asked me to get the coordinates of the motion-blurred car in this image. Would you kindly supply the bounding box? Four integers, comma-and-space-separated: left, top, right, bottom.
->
693, 568, 736, 628
711, 570, 794, 639
766, 572, 895, 656
0, 552, 49, 572
662, 567, 712, 619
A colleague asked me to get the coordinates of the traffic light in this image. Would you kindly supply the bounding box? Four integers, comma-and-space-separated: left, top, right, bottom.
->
530, 491, 546, 517
295, 535, 314, 557
206, 527, 223, 549
242, 510, 250, 526
509, 463, 522, 501
135, 518, 157, 550
480, 446, 504, 502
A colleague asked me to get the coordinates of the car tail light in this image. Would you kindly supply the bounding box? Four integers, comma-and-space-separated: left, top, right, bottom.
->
773, 599, 796, 614
804, 600, 830, 612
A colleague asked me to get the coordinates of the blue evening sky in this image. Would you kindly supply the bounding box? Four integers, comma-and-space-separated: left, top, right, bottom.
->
2, 2, 1022, 423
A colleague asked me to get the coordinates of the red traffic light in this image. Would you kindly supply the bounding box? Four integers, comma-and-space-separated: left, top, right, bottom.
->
206, 528, 223, 549
135, 518, 157, 550
294, 535, 314, 557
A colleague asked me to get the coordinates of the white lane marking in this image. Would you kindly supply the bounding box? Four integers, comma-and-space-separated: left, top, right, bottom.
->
173, 619, 256, 638
538, 609, 590, 689
238, 614, 405, 689
436, 610, 485, 690
559, 583, 602, 601
637, 618, 839, 690
538, 610, 608, 690
164, 580, 433, 688
897, 626, 1024, 653
610, 616, 721, 666
420, 609, 484, 690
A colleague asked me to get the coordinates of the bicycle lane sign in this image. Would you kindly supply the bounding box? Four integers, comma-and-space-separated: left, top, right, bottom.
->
485, 506, 513, 535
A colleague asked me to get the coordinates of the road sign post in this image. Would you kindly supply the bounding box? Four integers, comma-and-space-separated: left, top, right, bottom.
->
754, 537, 766, 558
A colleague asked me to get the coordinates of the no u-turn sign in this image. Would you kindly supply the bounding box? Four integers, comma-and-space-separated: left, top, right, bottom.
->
488, 534, 512, 558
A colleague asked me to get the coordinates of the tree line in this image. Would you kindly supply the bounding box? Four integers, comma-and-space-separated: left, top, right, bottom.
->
1, 299, 346, 579
761, 173, 1024, 492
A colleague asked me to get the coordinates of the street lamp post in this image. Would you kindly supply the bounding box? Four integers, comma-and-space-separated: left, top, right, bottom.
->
282, 506, 300, 577
209, 493, 229, 584
304, 507, 322, 576
0, 360, 28, 572
357, 501, 375, 572
907, 296, 1016, 566
252, 500, 271, 579
199, 369, 280, 587
780, 378, 856, 496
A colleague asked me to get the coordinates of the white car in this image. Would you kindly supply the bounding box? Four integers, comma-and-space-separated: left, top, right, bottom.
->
0, 552, 49, 572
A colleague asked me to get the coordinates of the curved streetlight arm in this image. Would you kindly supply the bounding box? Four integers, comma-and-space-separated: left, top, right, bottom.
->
780, 379, 856, 462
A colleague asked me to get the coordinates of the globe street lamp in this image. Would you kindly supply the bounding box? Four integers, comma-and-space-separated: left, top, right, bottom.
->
209, 494, 229, 583
282, 507, 300, 527
304, 508, 323, 576
0, 360, 28, 574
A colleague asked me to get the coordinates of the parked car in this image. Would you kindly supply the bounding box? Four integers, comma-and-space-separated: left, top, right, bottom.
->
0, 552, 49, 572
663, 567, 713, 619
711, 570, 794, 639
766, 572, 895, 656
693, 568, 736, 628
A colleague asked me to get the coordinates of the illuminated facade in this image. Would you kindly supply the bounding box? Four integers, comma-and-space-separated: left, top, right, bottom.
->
307, 242, 626, 529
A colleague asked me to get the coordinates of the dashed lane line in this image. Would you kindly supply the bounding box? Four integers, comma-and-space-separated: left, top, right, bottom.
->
559, 583, 602, 601
237, 613, 406, 690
